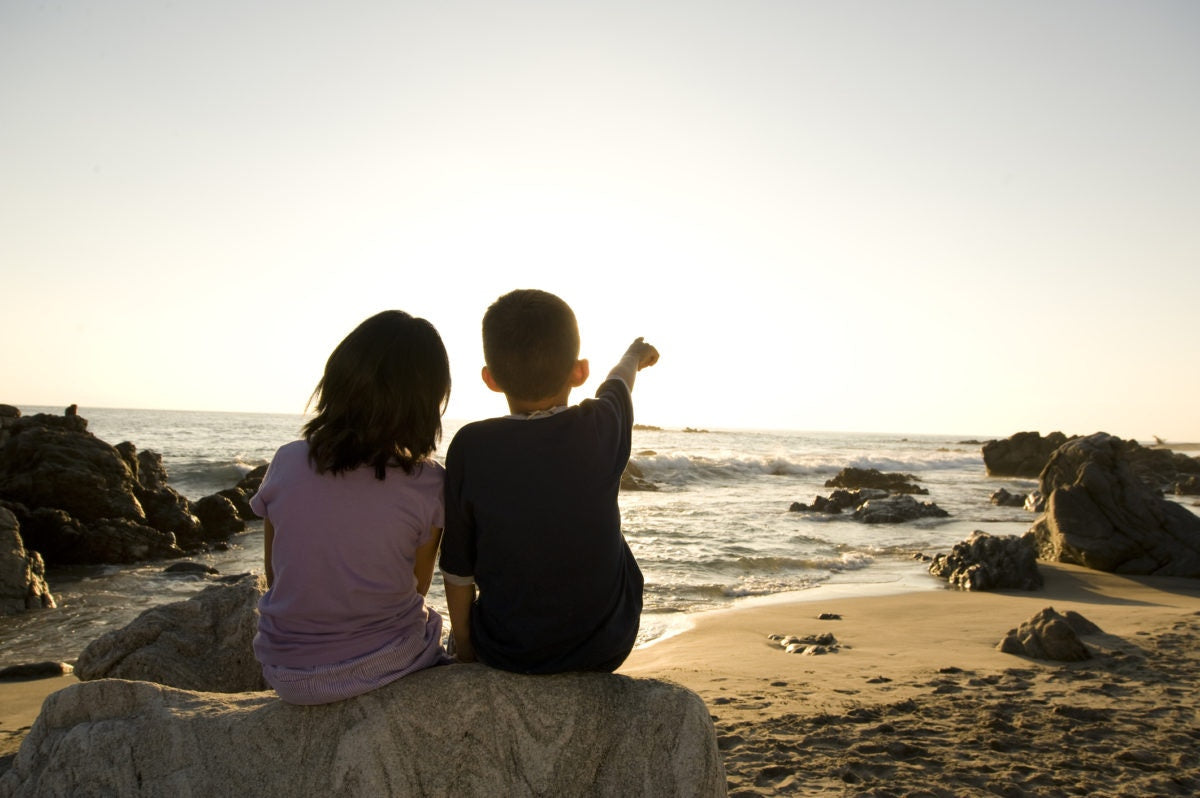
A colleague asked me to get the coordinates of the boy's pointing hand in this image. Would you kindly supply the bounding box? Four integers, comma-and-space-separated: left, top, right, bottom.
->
628, 337, 660, 371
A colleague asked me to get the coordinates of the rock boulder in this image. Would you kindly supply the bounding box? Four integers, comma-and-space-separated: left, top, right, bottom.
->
0, 508, 55, 614
74, 572, 267, 692
1028, 433, 1200, 576
1, 667, 726, 797
982, 431, 1072, 478
824, 467, 927, 495
997, 607, 1098, 661
928, 531, 1042, 591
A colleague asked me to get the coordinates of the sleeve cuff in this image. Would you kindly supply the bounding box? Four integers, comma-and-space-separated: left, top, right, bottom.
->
441, 570, 476, 587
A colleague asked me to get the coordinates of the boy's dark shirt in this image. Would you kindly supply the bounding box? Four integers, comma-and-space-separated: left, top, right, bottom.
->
440, 378, 644, 674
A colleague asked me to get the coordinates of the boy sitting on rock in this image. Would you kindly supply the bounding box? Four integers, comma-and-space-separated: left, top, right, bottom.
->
440, 289, 659, 673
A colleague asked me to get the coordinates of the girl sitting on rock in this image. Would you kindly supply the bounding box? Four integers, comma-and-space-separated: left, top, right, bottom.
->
251, 310, 452, 704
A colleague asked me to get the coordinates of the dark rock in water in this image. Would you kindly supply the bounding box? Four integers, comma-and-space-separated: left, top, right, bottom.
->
790, 488, 887, 514
236, 464, 268, 495
998, 607, 1094, 661
852, 495, 949, 524
1, 668, 725, 798
1028, 432, 1200, 577
217, 487, 257, 520
620, 461, 658, 492
989, 488, 1028, 508
0, 409, 251, 566
825, 467, 927, 495
1176, 475, 1200, 496
193, 494, 245, 538
0, 661, 74, 680
164, 561, 219, 576
0, 507, 56, 614
982, 431, 1073, 477
928, 531, 1042, 591
75, 573, 267, 692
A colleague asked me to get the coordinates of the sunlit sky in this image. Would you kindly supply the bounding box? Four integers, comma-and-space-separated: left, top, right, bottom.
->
3, 1, 1198, 440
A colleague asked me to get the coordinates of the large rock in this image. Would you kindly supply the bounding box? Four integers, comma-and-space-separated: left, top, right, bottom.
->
0, 508, 55, 614
1028, 432, 1200, 576
0, 416, 144, 523
74, 573, 267, 692
0, 410, 251, 564
2, 503, 184, 565
928, 531, 1042, 591
1, 667, 726, 797
982, 431, 1072, 477
997, 607, 1099, 661
852, 494, 949, 524
824, 467, 927, 495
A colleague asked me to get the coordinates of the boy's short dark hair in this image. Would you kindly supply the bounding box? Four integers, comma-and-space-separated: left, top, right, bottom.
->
483, 289, 580, 401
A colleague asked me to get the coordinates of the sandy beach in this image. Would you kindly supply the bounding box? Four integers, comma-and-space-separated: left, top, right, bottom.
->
4, 563, 1200, 796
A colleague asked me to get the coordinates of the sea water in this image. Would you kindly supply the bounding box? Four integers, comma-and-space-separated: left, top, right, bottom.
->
1, 406, 1048, 665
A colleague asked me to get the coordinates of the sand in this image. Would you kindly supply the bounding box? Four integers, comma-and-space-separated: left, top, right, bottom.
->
3, 563, 1199, 795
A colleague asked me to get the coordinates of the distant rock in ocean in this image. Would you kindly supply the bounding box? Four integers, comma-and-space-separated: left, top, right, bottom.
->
824, 467, 928, 495
790, 486, 948, 524
1, 667, 726, 798
1028, 432, 1200, 577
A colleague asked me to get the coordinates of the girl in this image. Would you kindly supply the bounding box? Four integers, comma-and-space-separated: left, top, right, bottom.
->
251, 310, 452, 704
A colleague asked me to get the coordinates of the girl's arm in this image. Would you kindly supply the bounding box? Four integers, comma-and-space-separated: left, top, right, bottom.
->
262, 519, 275, 587
413, 527, 443, 596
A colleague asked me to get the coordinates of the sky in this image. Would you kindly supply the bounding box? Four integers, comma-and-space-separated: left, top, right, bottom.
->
3, 0, 1198, 440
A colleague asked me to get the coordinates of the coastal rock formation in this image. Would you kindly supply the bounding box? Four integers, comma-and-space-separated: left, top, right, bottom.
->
997, 607, 1098, 661
1028, 433, 1200, 576
989, 488, 1029, 508
791, 490, 948, 524
928, 531, 1042, 591
790, 488, 887, 514
852, 495, 949, 524
1, 667, 726, 798
982, 431, 1073, 477
824, 467, 927, 495
0, 508, 55, 614
621, 461, 659, 492
0, 407, 255, 565
75, 573, 267, 692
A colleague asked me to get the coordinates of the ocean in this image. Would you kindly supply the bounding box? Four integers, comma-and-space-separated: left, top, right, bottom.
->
2, 406, 1053, 667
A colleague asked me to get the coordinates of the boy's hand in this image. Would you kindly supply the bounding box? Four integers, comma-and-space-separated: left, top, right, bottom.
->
627, 337, 660, 371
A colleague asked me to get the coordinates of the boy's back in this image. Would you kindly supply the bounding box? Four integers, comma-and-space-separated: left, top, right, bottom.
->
440, 378, 644, 673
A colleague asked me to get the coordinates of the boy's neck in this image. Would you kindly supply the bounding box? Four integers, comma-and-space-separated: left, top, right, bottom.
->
505, 389, 571, 415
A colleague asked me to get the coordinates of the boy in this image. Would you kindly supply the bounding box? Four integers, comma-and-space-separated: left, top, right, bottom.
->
439, 289, 659, 673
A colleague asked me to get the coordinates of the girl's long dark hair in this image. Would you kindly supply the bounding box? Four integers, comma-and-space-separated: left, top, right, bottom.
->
303, 310, 451, 480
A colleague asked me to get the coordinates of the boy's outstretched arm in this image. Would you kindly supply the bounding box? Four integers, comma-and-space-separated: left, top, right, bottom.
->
607, 337, 660, 390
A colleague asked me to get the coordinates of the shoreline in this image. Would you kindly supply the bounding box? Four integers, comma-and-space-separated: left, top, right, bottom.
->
619, 561, 1200, 795
4, 563, 1200, 794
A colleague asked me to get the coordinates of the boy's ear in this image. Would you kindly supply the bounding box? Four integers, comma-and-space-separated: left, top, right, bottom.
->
481, 366, 505, 394
570, 359, 590, 388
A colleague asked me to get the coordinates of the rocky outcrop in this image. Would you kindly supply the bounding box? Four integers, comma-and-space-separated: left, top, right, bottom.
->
928, 531, 1042, 591
1028, 433, 1200, 576
0, 407, 253, 565
824, 467, 927, 495
990, 488, 1028, 508
621, 461, 659, 492
853, 494, 949, 524
790, 488, 887, 514
1, 667, 726, 797
997, 607, 1099, 661
75, 573, 267, 692
982, 431, 1073, 478
0, 508, 55, 614
791, 490, 948, 524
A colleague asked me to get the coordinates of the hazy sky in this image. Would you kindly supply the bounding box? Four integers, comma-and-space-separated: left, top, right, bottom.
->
3, 1, 1198, 440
